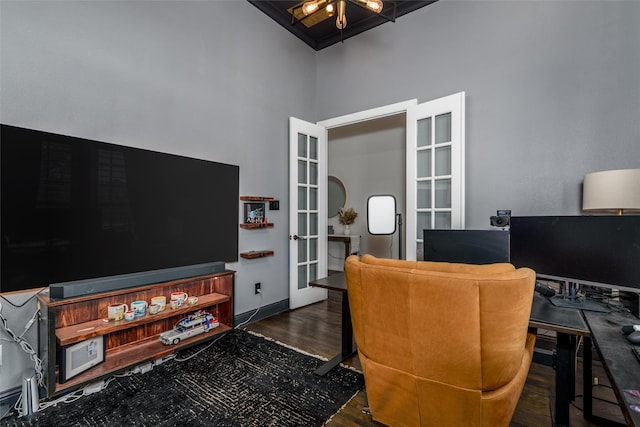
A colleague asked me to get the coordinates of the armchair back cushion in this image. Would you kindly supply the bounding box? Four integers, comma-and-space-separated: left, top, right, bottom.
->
345, 254, 536, 427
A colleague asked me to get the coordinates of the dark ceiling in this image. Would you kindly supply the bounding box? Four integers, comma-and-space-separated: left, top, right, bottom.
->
248, 0, 438, 51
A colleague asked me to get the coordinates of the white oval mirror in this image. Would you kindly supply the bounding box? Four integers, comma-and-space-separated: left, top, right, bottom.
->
328, 176, 347, 218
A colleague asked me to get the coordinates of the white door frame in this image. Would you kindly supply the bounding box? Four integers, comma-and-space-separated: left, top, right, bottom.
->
318, 100, 418, 129
320, 95, 465, 262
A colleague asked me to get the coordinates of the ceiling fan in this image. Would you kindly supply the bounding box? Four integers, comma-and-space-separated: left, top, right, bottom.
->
288, 0, 388, 30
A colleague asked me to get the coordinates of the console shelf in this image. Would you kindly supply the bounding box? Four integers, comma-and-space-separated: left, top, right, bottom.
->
239, 195, 275, 260
240, 223, 274, 229
55, 324, 232, 393
37, 270, 235, 397
239, 250, 274, 259
56, 293, 231, 347
240, 196, 275, 201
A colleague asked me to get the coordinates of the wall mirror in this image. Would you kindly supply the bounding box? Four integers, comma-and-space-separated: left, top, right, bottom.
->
328, 175, 347, 218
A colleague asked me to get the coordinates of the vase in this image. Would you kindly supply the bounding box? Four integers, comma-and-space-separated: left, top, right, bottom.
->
343, 224, 350, 235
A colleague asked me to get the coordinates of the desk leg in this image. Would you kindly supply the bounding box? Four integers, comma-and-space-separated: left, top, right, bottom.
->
314, 292, 356, 376
341, 293, 354, 357
555, 332, 573, 427
583, 337, 592, 419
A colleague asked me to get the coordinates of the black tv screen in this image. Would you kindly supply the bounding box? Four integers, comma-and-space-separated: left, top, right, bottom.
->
510, 216, 640, 291
423, 229, 510, 264
1, 124, 239, 293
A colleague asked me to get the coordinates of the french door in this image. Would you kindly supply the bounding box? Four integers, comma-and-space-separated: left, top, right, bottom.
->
287, 93, 465, 307
406, 92, 466, 260
288, 117, 328, 309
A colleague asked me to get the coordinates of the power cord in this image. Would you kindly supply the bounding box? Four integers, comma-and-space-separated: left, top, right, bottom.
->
34, 370, 133, 414
235, 290, 264, 329
174, 289, 264, 362
0, 293, 37, 309
0, 302, 45, 419
0, 305, 43, 378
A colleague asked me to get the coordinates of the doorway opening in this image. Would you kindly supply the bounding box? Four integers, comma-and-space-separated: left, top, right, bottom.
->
327, 113, 406, 271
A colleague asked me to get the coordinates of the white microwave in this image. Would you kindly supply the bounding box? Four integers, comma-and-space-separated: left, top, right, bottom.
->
59, 336, 105, 383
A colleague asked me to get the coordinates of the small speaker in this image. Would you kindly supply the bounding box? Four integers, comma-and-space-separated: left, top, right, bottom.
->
21, 370, 39, 418
50, 262, 225, 299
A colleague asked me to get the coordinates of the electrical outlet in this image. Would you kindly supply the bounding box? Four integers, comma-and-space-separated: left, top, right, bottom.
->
255, 282, 261, 294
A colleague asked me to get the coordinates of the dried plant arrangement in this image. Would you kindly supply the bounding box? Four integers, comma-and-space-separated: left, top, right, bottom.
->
338, 207, 358, 225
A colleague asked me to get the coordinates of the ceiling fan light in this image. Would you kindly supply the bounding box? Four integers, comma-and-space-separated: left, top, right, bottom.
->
325, 3, 335, 16
365, 0, 383, 13
302, 0, 320, 16
356, 0, 383, 13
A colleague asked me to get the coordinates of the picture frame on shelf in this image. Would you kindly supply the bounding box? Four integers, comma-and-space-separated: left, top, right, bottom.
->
59, 336, 105, 383
244, 202, 265, 224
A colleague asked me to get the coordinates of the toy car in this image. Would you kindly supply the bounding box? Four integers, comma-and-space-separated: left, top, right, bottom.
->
159, 310, 219, 345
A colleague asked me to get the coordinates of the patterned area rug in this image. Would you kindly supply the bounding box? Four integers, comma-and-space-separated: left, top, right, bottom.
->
3, 329, 364, 426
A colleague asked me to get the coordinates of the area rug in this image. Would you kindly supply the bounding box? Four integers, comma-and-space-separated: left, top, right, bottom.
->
3, 329, 364, 426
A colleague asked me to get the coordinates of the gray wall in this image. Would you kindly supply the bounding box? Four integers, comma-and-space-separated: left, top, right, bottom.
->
0, 0, 314, 398
2, 0, 639, 400
317, 0, 640, 228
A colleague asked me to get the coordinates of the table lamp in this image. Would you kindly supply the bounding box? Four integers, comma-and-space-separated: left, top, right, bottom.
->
582, 169, 640, 215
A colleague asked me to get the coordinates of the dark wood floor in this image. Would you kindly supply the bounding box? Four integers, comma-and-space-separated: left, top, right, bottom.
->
245, 290, 627, 427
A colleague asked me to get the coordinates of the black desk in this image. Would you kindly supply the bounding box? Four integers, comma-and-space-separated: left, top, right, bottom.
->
309, 274, 356, 376
530, 295, 591, 427
584, 310, 640, 427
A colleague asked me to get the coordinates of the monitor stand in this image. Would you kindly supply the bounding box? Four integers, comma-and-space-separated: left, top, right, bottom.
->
549, 295, 610, 313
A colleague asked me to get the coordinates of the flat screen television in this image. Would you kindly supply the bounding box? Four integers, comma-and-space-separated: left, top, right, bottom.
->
510, 216, 640, 292
423, 229, 510, 264
1, 124, 239, 293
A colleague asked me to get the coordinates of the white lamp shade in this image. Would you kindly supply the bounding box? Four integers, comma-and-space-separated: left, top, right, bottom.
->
583, 169, 640, 213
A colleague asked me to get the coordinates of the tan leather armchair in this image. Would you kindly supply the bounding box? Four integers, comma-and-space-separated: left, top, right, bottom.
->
345, 254, 536, 427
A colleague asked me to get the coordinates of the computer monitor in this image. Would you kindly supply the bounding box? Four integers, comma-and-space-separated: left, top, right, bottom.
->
423, 229, 510, 264
510, 216, 640, 292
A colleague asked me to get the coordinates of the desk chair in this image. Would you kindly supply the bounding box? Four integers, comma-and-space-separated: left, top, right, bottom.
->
345, 254, 537, 427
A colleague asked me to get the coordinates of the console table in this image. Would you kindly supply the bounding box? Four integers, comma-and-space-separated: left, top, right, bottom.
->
37, 270, 235, 397
328, 235, 360, 260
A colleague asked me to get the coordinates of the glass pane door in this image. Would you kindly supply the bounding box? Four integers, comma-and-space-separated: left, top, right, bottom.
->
296, 132, 319, 290
407, 93, 465, 261
289, 117, 327, 309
